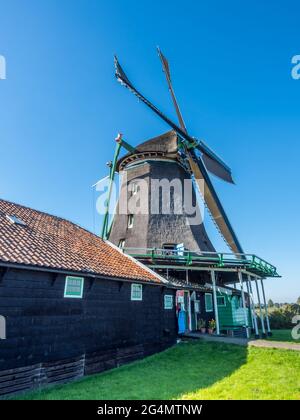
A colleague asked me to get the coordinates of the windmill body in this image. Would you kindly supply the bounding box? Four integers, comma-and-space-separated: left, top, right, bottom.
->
108, 130, 215, 253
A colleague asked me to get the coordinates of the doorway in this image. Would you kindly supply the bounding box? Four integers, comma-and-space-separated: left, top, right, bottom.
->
176, 290, 193, 333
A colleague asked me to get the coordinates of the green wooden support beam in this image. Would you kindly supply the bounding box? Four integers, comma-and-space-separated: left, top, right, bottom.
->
101, 134, 137, 240
101, 140, 122, 239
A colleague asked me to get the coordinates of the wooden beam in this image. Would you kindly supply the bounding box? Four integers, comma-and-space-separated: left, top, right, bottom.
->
238, 271, 250, 339
260, 279, 272, 336
210, 270, 220, 335
247, 275, 259, 338
255, 277, 266, 338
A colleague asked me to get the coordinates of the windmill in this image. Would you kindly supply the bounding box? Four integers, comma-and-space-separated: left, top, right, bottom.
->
110, 48, 243, 255
102, 49, 279, 339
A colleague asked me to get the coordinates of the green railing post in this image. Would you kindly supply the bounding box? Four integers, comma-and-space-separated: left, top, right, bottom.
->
218, 253, 224, 267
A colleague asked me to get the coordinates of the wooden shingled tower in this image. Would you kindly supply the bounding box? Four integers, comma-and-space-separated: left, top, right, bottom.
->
108, 130, 215, 252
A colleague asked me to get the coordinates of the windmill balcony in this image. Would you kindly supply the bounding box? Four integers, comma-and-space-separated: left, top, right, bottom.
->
122, 248, 280, 279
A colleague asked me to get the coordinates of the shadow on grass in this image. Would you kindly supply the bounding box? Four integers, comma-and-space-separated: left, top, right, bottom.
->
17, 341, 248, 400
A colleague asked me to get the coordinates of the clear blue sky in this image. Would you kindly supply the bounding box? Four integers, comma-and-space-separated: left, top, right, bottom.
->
0, 0, 299, 302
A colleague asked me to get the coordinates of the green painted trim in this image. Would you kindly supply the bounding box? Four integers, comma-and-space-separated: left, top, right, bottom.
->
101, 137, 139, 239
126, 249, 279, 278
164, 295, 174, 309
64, 276, 84, 299
129, 248, 280, 277
217, 296, 226, 307
131, 283, 143, 301
101, 141, 122, 239
205, 293, 213, 312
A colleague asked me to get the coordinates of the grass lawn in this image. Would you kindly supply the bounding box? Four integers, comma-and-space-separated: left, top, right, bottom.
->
16, 341, 300, 400
267, 329, 300, 343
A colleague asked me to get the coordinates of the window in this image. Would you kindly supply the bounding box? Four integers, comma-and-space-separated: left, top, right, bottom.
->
0, 315, 6, 340
164, 295, 173, 310
162, 243, 184, 257
217, 296, 226, 307
128, 214, 134, 229
118, 239, 125, 250
163, 243, 177, 250
205, 293, 213, 312
64, 276, 84, 299
232, 296, 243, 309
6, 215, 26, 226
131, 182, 138, 195
131, 284, 143, 301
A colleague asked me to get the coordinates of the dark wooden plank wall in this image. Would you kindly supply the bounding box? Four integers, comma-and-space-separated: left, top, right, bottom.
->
0, 268, 177, 395
195, 291, 216, 326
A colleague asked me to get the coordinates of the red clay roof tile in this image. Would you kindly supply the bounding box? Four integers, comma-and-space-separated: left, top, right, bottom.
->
0, 199, 162, 284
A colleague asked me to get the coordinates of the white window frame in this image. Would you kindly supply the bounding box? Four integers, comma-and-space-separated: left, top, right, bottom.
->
118, 239, 125, 250
205, 293, 213, 312
131, 283, 143, 301
217, 296, 226, 307
131, 182, 138, 195
128, 214, 134, 229
64, 276, 84, 299
164, 295, 173, 310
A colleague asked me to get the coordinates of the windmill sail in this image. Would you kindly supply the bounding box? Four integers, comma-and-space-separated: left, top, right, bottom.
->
157, 47, 187, 133
156, 50, 234, 184
115, 56, 186, 136
187, 150, 243, 254
201, 150, 235, 184
114, 56, 234, 184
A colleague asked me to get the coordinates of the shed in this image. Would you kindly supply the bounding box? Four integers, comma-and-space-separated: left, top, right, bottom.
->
0, 199, 177, 396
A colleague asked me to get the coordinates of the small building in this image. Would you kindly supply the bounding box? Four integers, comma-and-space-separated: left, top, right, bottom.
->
0, 199, 177, 397
173, 283, 252, 335
217, 290, 252, 333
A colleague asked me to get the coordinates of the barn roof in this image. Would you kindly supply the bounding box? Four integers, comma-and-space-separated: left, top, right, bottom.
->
0, 199, 164, 284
